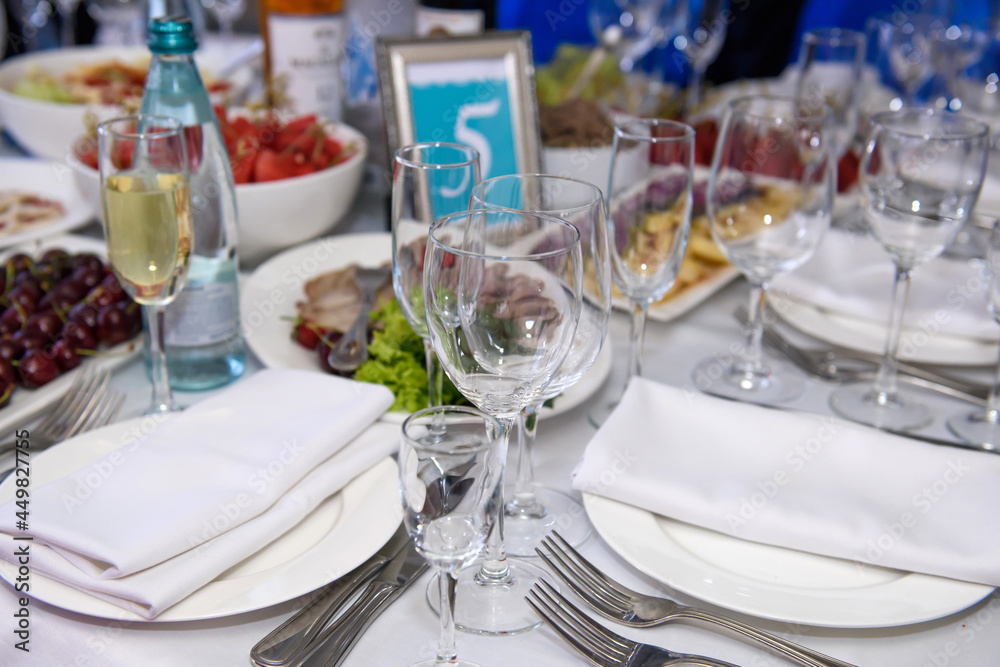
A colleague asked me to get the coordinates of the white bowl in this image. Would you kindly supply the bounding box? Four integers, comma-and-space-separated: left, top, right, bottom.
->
68, 122, 368, 266
542, 145, 614, 202
0, 45, 251, 161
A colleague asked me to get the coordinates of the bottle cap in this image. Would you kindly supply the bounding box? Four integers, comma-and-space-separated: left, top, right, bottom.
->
148, 16, 198, 54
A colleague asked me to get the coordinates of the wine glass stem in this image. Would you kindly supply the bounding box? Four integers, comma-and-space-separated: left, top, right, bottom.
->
476, 416, 513, 585
873, 265, 912, 401
145, 304, 174, 414
687, 65, 706, 114
985, 322, 1000, 423
507, 403, 543, 517
741, 282, 767, 372
627, 301, 649, 381
424, 338, 444, 408
436, 570, 459, 665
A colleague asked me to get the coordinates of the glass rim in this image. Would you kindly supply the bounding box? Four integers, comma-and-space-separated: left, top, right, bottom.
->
427, 208, 581, 261
471, 173, 604, 217
802, 27, 866, 46
97, 114, 183, 140
728, 94, 832, 123
869, 108, 990, 140
394, 142, 480, 170
401, 405, 500, 454
613, 118, 694, 143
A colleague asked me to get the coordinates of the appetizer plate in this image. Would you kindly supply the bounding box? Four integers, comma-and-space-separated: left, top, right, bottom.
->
241, 233, 613, 420
616, 265, 740, 323
583, 493, 995, 628
0, 235, 140, 438
0, 421, 401, 622
0, 158, 95, 247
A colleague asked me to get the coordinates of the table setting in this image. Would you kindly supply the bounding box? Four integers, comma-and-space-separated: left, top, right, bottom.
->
0, 3, 999, 667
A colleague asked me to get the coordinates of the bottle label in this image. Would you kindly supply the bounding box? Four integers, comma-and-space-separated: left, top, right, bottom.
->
164, 280, 239, 347
268, 12, 346, 121
415, 7, 484, 36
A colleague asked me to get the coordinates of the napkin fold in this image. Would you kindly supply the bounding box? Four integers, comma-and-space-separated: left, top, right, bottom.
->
771, 229, 996, 341
573, 378, 1000, 587
0, 369, 397, 618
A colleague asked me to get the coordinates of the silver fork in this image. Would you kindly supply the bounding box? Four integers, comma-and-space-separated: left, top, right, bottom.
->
527, 580, 740, 667
326, 266, 391, 373
0, 367, 125, 459
536, 533, 857, 667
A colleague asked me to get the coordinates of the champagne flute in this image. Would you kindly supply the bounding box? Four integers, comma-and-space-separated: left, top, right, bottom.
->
470, 174, 612, 555
663, 0, 730, 113
424, 208, 583, 635
693, 96, 834, 404
97, 115, 192, 415
400, 405, 502, 667
392, 143, 481, 408
831, 109, 989, 430
606, 119, 695, 391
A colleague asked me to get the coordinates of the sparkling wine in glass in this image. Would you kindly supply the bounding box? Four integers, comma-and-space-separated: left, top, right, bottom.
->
831, 109, 989, 431
470, 174, 612, 555
400, 405, 501, 667
98, 114, 193, 415
424, 208, 583, 635
693, 96, 834, 404
392, 142, 480, 408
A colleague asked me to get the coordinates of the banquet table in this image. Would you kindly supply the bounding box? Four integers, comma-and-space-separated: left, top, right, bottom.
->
1, 181, 999, 667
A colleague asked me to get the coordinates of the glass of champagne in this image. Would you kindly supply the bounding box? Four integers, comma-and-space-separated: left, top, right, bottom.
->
392, 143, 481, 408
830, 109, 989, 430
693, 96, 834, 404
470, 174, 612, 554
97, 115, 193, 415
424, 208, 583, 635
400, 405, 502, 667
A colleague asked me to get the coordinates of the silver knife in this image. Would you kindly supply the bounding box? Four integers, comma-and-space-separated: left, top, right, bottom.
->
251, 525, 410, 666
292, 538, 429, 667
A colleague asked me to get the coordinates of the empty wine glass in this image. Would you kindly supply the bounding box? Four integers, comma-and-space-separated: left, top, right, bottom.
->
795, 28, 866, 163
662, 0, 730, 112
392, 143, 481, 409
693, 96, 834, 404
400, 405, 502, 667
470, 174, 612, 555
588, 0, 667, 73
87, 0, 144, 45
831, 109, 989, 430
606, 119, 695, 389
928, 21, 991, 111
424, 208, 583, 635
883, 14, 943, 106
200, 0, 245, 38
947, 220, 1000, 450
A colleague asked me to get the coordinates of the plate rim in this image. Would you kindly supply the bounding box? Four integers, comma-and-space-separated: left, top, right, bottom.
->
0, 157, 96, 248
0, 417, 402, 622
583, 492, 995, 628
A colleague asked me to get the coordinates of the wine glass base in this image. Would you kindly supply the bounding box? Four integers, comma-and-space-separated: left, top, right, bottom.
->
692, 356, 805, 405
829, 384, 932, 431
502, 487, 592, 557
142, 402, 184, 417
409, 661, 481, 667
946, 411, 1000, 451
426, 560, 551, 635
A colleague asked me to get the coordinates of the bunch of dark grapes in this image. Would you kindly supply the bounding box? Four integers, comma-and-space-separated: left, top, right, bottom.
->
0, 249, 142, 407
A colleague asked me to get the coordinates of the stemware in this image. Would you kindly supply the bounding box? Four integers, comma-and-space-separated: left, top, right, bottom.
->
662, 0, 730, 112
392, 142, 481, 409
97, 115, 193, 415
200, 0, 245, 39
587, 0, 667, 74
605, 119, 694, 391
470, 174, 612, 555
692, 96, 834, 404
424, 208, 583, 635
399, 405, 502, 667
831, 109, 989, 430
881, 14, 942, 106
948, 219, 1000, 450
795, 28, 866, 163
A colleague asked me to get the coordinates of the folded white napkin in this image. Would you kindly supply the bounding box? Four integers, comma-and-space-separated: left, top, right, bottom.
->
0, 369, 397, 618
573, 378, 1000, 587
771, 229, 996, 341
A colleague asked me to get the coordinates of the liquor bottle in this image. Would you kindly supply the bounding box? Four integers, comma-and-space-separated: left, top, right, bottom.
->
415, 0, 495, 36
259, 0, 347, 121
141, 16, 245, 390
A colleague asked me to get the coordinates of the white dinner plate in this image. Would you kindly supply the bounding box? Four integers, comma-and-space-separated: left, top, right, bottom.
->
0, 235, 141, 438
0, 158, 95, 247
583, 493, 995, 628
773, 295, 997, 367
0, 419, 402, 622
241, 233, 613, 421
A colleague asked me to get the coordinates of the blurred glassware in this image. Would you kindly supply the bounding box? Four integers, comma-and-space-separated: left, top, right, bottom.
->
588, 0, 667, 75
200, 0, 245, 38
928, 20, 991, 110
87, 0, 145, 45
55, 0, 82, 46
830, 109, 989, 430
662, 0, 730, 113
795, 28, 866, 162
876, 14, 942, 107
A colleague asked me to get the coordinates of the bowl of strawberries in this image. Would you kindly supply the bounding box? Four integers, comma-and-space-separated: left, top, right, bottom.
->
69, 107, 368, 266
